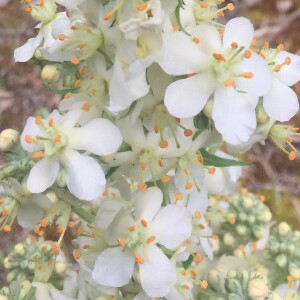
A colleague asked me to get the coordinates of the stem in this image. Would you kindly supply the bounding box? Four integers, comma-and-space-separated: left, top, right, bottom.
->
71, 205, 95, 224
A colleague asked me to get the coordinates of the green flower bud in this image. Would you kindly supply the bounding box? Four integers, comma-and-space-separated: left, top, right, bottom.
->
275, 254, 287, 268
0, 129, 19, 151
248, 278, 269, 300
226, 278, 242, 294
278, 222, 290, 236
41, 65, 60, 83
224, 233, 235, 246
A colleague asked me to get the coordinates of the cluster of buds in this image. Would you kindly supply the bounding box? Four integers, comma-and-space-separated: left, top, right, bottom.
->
215, 192, 272, 256
265, 222, 300, 284
200, 269, 276, 300
0, 280, 35, 300
3, 238, 56, 283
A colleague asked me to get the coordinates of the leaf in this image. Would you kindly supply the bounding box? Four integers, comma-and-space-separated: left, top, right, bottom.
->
175, 0, 191, 36
182, 254, 193, 269
200, 149, 252, 167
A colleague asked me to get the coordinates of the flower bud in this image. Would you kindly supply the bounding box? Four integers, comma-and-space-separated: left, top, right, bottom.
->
236, 224, 247, 235
289, 263, 300, 279
34, 48, 43, 60
226, 278, 242, 294
208, 270, 222, 292
248, 278, 269, 300
275, 254, 287, 268
256, 105, 269, 124
14, 243, 25, 255
223, 233, 235, 246
278, 222, 290, 236
55, 262, 67, 275
253, 227, 265, 239
46, 192, 58, 204
0, 129, 19, 151
56, 169, 66, 188
243, 197, 253, 208
41, 65, 60, 83
203, 97, 214, 118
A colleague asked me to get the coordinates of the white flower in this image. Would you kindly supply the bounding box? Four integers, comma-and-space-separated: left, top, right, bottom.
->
20, 110, 122, 200
92, 187, 192, 297
261, 49, 300, 122
0, 178, 51, 229
14, 0, 70, 63
159, 17, 272, 144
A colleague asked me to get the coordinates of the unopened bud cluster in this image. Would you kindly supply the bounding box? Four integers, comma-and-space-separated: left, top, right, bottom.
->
265, 222, 300, 283
217, 192, 272, 255
200, 269, 275, 300
0, 280, 35, 300
4, 238, 55, 282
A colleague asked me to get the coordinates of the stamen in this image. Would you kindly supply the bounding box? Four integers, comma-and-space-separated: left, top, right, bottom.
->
134, 254, 144, 264
175, 192, 183, 200
213, 53, 226, 62
229, 216, 236, 224
146, 236, 156, 244
48, 118, 54, 127
54, 135, 62, 143
224, 80, 235, 87
35, 115, 42, 125
52, 242, 60, 256
185, 182, 193, 190
231, 42, 239, 48
3, 225, 11, 232
161, 176, 170, 183
25, 135, 33, 144
70, 57, 80, 65
159, 140, 168, 148
277, 44, 285, 51
244, 49, 252, 59
136, 3, 147, 11
128, 225, 136, 231
74, 80, 82, 88
64, 93, 72, 99
201, 280, 208, 289
138, 183, 147, 191
194, 211, 202, 218
58, 34, 65, 41
117, 238, 125, 247
242, 72, 254, 79
184, 129, 193, 137
193, 254, 202, 263
81, 102, 90, 112
73, 249, 81, 260
141, 219, 148, 227
192, 37, 200, 44
32, 151, 44, 160
103, 11, 113, 20
183, 284, 190, 290
289, 151, 296, 161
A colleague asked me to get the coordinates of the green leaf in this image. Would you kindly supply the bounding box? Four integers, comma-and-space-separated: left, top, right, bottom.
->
200, 149, 252, 167
182, 254, 193, 269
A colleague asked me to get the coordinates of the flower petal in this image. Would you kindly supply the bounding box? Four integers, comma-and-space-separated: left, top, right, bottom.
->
263, 77, 299, 122
135, 187, 163, 223
17, 204, 43, 228
159, 31, 205, 75
20, 117, 43, 153
223, 17, 254, 49
192, 24, 222, 54
27, 157, 60, 193
61, 150, 106, 200
212, 87, 257, 144
92, 247, 135, 287
14, 31, 44, 62
139, 245, 177, 297
164, 73, 215, 118
151, 205, 192, 249
275, 51, 300, 86
235, 52, 272, 96
186, 190, 208, 215
68, 118, 122, 155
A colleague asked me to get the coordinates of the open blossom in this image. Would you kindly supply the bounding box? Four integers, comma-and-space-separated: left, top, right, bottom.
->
92, 187, 192, 297
20, 110, 122, 200
14, 1, 70, 62
260, 48, 300, 122
159, 17, 272, 144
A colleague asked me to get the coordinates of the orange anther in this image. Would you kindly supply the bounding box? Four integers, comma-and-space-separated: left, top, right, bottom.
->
77, 226, 83, 235
79, 67, 86, 75
104, 11, 113, 20
32, 151, 44, 160
274, 65, 281, 72
33, 226, 40, 234
74, 80, 82, 88
48, 118, 54, 127
285, 57, 292, 65
1, 208, 7, 217
175, 192, 183, 200
289, 151, 296, 161
158, 159, 164, 167
25, 135, 33, 144
40, 219, 47, 227
35, 115, 42, 125
58, 226, 65, 234
161, 176, 170, 183
138, 183, 147, 191
146, 236, 156, 244
201, 280, 208, 289
263, 42, 269, 50
117, 238, 125, 247
193, 254, 202, 263
73, 249, 81, 260
68, 221, 75, 228
192, 37, 200, 44
54, 135, 62, 143
141, 219, 148, 227
277, 44, 285, 51
24, 0, 31, 3
243, 72, 254, 79
25, 7, 32, 13
184, 129, 193, 137
191, 269, 197, 276
194, 211, 202, 218
70, 56, 80, 65
231, 42, 239, 48
90, 232, 96, 238
159, 140, 168, 148
128, 225, 136, 232
224, 80, 235, 87
229, 216, 236, 224
213, 53, 226, 62
244, 49, 252, 59
136, 3, 147, 11
64, 92, 72, 99
227, 3, 234, 10
52, 242, 60, 256
211, 234, 218, 240
70, 25, 77, 30
208, 167, 216, 175
3, 225, 11, 232
287, 136, 293, 143
81, 102, 89, 112
39, 0, 44, 6
183, 284, 190, 290
185, 239, 192, 245
83, 244, 90, 249
200, 2, 208, 8
58, 34, 65, 41
185, 182, 193, 190
135, 254, 145, 264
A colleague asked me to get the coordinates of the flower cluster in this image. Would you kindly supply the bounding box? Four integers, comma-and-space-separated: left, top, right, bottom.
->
0, 0, 299, 299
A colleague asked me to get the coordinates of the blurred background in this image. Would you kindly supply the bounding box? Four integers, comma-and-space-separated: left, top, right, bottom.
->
0, 0, 299, 284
